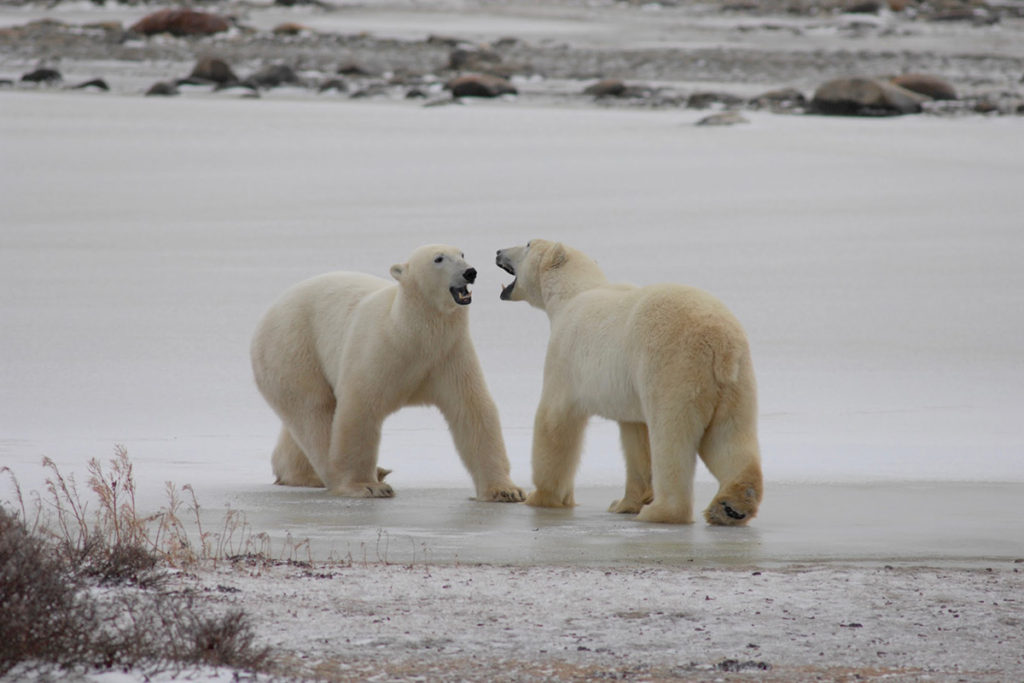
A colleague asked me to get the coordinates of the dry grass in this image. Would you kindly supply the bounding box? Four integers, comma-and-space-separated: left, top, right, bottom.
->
0, 447, 273, 677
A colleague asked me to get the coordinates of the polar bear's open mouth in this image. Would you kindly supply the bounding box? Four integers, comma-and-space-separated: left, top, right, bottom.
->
497, 260, 516, 300
450, 285, 472, 305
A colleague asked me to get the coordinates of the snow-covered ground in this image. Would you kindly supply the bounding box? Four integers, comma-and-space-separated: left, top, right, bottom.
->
2, 84, 1023, 680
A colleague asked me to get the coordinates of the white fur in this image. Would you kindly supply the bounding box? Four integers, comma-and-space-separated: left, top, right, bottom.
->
496, 239, 763, 524
252, 245, 524, 502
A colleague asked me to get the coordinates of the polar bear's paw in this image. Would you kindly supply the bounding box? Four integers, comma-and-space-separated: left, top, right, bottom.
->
480, 484, 526, 503
524, 489, 575, 508
608, 492, 653, 514
703, 476, 761, 526
636, 502, 694, 525
332, 482, 395, 498
703, 493, 758, 526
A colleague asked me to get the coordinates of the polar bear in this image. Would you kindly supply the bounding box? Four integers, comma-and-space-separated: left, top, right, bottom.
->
251, 245, 525, 502
496, 239, 762, 525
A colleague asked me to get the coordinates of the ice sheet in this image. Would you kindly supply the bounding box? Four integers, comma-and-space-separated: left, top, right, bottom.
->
2, 93, 1023, 518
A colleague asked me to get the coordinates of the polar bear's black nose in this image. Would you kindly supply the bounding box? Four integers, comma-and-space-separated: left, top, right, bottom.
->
463, 268, 477, 283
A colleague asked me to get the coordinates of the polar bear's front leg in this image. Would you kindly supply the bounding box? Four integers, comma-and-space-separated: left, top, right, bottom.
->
324, 403, 394, 498
431, 357, 525, 502
525, 402, 588, 508
608, 422, 653, 514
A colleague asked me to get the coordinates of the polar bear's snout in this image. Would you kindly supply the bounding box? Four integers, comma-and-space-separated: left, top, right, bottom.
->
450, 267, 476, 306
495, 249, 518, 300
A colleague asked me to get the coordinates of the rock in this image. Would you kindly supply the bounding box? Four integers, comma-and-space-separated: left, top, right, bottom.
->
449, 45, 502, 71
21, 68, 61, 84
749, 87, 807, 111
696, 111, 750, 126
272, 22, 309, 36
318, 78, 348, 94
130, 9, 230, 37
687, 91, 745, 109
190, 57, 238, 85
844, 0, 882, 13
427, 34, 461, 48
71, 78, 109, 91
584, 79, 628, 98
145, 81, 179, 97
811, 77, 930, 115
246, 64, 300, 89
447, 74, 517, 98
890, 74, 957, 100
337, 61, 371, 76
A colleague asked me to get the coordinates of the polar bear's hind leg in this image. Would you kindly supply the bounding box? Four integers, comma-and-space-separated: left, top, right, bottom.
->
635, 412, 703, 524
272, 427, 324, 487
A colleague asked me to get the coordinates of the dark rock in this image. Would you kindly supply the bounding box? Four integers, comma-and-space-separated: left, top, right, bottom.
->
190, 57, 238, 85
845, 0, 882, 13
337, 61, 371, 76
687, 91, 745, 109
246, 64, 300, 89
427, 34, 461, 48
405, 88, 428, 99
890, 73, 957, 100
21, 68, 62, 84
145, 81, 179, 97
584, 78, 628, 97
749, 87, 807, 111
272, 22, 309, 36
449, 45, 502, 71
130, 9, 230, 37
71, 78, 109, 91
318, 78, 348, 93
0, 79, 13, 87
696, 111, 750, 126
811, 77, 929, 115
447, 74, 517, 98
716, 659, 771, 673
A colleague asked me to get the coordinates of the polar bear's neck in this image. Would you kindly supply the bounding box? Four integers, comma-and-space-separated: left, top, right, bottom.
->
542, 259, 609, 317
390, 286, 467, 337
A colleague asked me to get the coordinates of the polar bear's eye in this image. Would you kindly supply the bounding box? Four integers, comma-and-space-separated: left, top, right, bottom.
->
526, 241, 532, 248
434, 255, 444, 263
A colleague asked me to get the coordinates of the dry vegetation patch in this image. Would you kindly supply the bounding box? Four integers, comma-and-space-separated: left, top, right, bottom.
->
0, 448, 273, 678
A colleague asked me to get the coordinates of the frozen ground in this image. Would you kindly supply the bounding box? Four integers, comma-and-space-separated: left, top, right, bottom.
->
2, 36, 1024, 680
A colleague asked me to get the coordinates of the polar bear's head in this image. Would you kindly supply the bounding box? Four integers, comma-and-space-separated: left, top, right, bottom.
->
390, 244, 478, 311
496, 239, 604, 310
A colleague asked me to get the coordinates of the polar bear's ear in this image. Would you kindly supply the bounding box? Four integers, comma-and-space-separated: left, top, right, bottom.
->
390, 263, 406, 281
548, 243, 568, 270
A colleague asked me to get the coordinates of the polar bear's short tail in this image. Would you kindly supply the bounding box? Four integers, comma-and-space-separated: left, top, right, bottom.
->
706, 330, 743, 386
713, 348, 742, 385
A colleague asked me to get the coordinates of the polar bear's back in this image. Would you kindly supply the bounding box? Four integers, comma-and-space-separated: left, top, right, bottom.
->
251, 271, 394, 397
630, 283, 750, 386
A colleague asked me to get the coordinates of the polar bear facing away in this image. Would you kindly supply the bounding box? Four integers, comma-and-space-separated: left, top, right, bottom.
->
252, 245, 525, 502
496, 239, 762, 525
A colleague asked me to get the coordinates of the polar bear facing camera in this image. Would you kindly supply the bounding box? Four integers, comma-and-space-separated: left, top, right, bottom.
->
252, 245, 525, 502
496, 239, 762, 525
